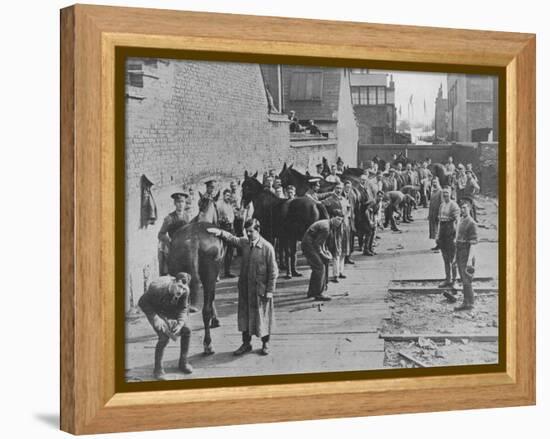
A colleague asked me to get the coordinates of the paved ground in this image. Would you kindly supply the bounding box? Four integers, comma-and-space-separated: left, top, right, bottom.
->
125, 197, 499, 381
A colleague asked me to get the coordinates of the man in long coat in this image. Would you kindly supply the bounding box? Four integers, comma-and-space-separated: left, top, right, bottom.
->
207, 218, 278, 356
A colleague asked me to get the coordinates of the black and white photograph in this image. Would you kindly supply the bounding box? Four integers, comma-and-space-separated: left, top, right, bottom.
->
124, 58, 500, 382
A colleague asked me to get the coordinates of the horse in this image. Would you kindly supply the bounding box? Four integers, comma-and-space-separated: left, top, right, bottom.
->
279, 163, 336, 196
242, 170, 329, 279
167, 222, 223, 355
191, 192, 220, 224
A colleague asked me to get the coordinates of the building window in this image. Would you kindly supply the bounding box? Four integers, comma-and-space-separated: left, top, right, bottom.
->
127, 62, 143, 88
351, 68, 370, 74
289, 72, 323, 100
351, 86, 388, 105
351, 88, 360, 105
377, 86, 386, 104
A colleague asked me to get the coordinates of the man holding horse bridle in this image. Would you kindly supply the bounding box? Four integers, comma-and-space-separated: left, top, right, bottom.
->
207, 218, 279, 356
157, 192, 191, 276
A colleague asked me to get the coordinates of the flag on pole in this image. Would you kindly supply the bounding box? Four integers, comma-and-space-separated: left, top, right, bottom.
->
424, 99, 427, 115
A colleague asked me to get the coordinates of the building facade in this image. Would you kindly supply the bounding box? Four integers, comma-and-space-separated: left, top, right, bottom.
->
447, 74, 498, 142
350, 70, 397, 145
434, 83, 449, 142
272, 65, 359, 167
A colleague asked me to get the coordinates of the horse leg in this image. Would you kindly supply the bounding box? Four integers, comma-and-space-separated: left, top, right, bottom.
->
199, 261, 218, 355
290, 239, 301, 277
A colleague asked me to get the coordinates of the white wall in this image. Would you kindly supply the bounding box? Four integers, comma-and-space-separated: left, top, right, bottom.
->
0, 1, 546, 439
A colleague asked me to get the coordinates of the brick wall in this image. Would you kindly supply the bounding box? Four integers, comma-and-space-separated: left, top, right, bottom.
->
125, 58, 296, 309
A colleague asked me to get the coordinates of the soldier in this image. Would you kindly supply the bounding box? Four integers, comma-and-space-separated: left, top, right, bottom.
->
217, 189, 237, 278
138, 272, 193, 380
157, 192, 191, 276
305, 178, 333, 202
428, 177, 443, 251
463, 170, 480, 221
286, 185, 297, 200
343, 180, 357, 263
362, 200, 377, 256
325, 164, 342, 184
417, 161, 433, 207
454, 197, 479, 311
437, 186, 460, 289
301, 217, 343, 301
204, 179, 218, 199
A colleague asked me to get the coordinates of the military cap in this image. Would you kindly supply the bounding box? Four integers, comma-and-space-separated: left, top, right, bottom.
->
171, 192, 189, 200
308, 177, 321, 184
204, 179, 216, 186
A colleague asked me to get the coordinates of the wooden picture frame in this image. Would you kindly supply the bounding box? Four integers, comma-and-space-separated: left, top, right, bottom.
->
60, 4, 535, 434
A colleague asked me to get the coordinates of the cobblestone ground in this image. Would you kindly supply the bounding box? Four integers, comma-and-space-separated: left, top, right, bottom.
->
125, 196, 500, 381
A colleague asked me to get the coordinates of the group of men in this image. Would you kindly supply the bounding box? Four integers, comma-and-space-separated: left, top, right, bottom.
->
139, 154, 483, 379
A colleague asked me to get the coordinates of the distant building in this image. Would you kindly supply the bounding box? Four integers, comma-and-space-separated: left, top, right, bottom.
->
447, 74, 498, 142
350, 70, 397, 145
434, 83, 449, 142
263, 65, 359, 167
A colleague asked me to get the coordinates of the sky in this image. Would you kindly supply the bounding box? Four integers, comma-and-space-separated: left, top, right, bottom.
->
372, 69, 448, 126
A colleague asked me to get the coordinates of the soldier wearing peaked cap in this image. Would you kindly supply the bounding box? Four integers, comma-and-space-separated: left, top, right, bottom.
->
454, 197, 479, 311
157, 192, 191, 276
203, 179, 219, 200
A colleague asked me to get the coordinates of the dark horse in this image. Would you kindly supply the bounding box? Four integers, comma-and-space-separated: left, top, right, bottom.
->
242, 170, 329, 279
167, 193, 223, 355
167, 222, 223, 355
279, 163, 336, 196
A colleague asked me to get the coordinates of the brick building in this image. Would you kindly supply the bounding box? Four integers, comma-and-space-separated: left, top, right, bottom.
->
447, 74, 498, 142
266, 65, 358, 167
350, 70, 397, 144
125, 58, 333, 308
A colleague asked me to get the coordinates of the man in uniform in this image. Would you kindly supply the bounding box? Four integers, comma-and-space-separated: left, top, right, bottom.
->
157, 192, 191, 276
207, 219, 278, 356
301, 217, 343, 301
454, 197, 479, 311
428, 177, 443, 251
204, 179, 218, 200
217, 189, 237, 278
437, 186, 460, 289
138, 272, 193, 380
417, 161, 433, 207
343, 180, 357, 263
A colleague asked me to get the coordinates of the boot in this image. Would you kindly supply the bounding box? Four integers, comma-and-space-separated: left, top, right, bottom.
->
154, 338, 168, 380
344, 256, 355, 265
178, 330, 193, 374
439, 264, 451, 288
260, 341, 270, 356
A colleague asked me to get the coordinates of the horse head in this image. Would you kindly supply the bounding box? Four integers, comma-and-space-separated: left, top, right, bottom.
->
196, 193, 219, 225
242, 170, 261, 206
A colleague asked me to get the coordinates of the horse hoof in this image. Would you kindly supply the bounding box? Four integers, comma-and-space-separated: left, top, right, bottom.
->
203, 346, 215, 356
285, 274, 292, 280
291, 271, 303, 277
210, 318, 221, 329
